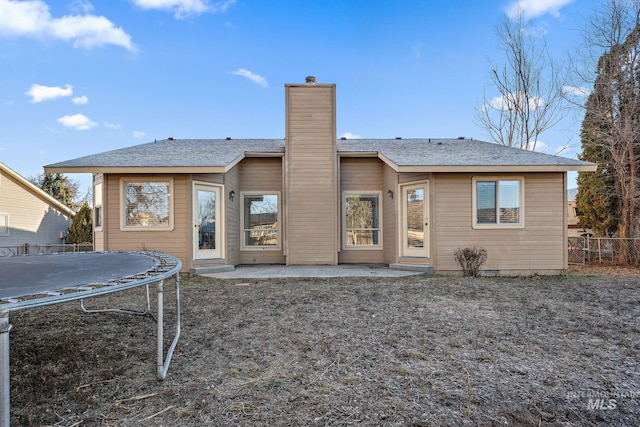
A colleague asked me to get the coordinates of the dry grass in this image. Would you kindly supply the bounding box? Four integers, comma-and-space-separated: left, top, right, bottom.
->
8, 265, 640, 426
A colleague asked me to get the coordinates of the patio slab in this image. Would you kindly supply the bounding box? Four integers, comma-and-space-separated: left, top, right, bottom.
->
200, 264, 424, 279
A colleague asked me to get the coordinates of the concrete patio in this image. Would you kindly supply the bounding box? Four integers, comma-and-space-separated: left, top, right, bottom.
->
199, 264, 428, 279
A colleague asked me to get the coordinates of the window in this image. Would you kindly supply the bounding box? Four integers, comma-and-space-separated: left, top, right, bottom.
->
473, 178, 524, 228
120, 178, 174, 230
94, 182, 103, 229
344, 192, 381, 248
242, 193, 279, 249
0, 214, 8, 236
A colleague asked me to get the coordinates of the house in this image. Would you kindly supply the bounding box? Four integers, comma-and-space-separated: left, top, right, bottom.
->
0, 162, 75, 254
567, 188, 592, 237
45, 77, 596, 275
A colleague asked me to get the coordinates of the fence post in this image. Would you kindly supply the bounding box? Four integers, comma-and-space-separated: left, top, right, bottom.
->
598, 238, 602, 263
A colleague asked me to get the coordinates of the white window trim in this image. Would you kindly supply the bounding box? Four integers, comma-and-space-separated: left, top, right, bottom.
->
472, 176, 525, 229
342, 191, 383, 250
119, 177, 174, 231
240, 191, 281, 251
0, 213, 9, 237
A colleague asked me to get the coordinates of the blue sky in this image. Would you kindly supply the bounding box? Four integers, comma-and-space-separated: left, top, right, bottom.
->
0, 0, 594, 195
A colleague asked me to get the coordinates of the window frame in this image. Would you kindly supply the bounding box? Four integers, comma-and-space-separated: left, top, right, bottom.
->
342, 191, 383, 250
119, 177, 174, 231
0, 213, 9, 237
240, 191, 281, 250
94, 180, 103, 231
472, 177, 525, 229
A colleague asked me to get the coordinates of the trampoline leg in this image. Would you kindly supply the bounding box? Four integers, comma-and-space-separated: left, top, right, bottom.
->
80, 284, 153, 317
0, 311, 10, 427
156, 273, 181, 380
156, 280, 164, 379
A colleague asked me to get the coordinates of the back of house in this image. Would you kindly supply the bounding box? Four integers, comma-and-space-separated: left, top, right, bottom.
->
46, 77, 595, 275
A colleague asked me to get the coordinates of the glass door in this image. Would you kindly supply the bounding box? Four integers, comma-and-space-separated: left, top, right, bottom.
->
193, 184, 221, 259
401, 182, 429, 257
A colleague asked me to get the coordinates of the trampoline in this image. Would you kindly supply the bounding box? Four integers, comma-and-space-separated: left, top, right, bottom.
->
0, 251, 182, 426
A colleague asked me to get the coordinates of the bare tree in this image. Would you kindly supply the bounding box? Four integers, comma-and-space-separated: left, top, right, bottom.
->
476, 10, 566, 151
576, 0, 640, 261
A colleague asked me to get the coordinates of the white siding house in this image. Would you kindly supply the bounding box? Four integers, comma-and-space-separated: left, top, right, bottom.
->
0, 163, 74, 253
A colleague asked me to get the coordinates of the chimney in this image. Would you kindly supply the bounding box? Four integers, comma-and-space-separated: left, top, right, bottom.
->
284, 77, 338, 265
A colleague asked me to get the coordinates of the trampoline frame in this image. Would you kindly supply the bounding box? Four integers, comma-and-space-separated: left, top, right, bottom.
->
0, 251, 182, 427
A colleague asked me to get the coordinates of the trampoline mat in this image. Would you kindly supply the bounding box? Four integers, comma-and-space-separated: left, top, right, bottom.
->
0, 252, 158, 300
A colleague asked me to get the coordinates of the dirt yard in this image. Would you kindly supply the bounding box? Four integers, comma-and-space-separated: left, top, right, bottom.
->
8, 265, 640, 426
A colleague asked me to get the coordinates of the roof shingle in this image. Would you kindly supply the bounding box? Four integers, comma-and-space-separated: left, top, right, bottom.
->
45, 138, 594, 172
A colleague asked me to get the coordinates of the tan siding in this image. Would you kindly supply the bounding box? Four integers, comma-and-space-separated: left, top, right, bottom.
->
399, 172, 430, 184
238, 157, 285, 264
224, 166, 240, 266
285, 84, 338, 264
339, 158, 385, 264
0, 170, 72, 247
105, 174, 191, 271
193, 174, 224, 185
433, 172, 566, 275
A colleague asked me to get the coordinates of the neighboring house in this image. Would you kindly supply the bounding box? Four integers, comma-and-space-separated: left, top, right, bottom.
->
0, 162, 74, 252
567, 188, 592, 237
46, 77, 596, 275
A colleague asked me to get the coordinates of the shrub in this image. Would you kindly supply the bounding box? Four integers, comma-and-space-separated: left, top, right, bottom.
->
67, 202, 93, 244
454, 247, 488, 277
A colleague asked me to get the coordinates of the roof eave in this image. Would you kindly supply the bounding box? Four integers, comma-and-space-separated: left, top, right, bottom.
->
44, 166, 229, 174
394, 164, 598, 173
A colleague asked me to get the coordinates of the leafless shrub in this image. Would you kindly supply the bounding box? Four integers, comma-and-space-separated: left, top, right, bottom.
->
454, 246, 488, 277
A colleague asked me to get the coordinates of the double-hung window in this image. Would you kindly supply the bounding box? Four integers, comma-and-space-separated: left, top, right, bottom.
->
120, 178, 174, 230
473, 177, 524, 228
344, 192, 381, 248
242, 193, 279, 249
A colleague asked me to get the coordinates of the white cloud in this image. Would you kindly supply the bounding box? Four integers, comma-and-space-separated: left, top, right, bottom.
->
72, 95, 88, 104
132, 0, 236, 18
70, 0, 94, 14
26, 83, 72, 103
563, 85, 591, 97
485, 92, 544, 112
230, 68, 268, 88
526, 140, 549, 152
0, 0, 135, 51
340, 132, 361, 139
58, 113, 97, 130
506, 0, 575, 20
103, 121, 120, 129
132, 130, 146, 138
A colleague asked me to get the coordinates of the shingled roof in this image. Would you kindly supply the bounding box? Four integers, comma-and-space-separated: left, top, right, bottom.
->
45, 137, 595, 173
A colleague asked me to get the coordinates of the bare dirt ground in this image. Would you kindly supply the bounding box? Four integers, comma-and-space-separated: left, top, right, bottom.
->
8, 265, 640, 426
